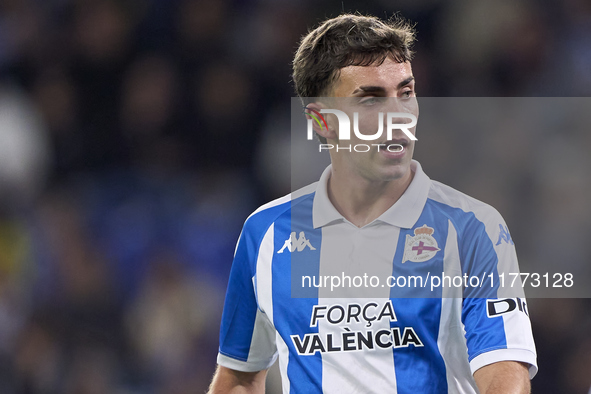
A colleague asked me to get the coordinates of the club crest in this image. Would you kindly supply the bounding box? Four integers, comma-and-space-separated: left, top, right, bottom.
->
402, 225, 440, 263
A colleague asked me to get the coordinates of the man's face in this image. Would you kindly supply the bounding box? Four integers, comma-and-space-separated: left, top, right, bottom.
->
326, 58, 418, 183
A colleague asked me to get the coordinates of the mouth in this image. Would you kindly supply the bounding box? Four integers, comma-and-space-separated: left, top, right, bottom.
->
378, 139, 408, 153
385, 143, 404, 152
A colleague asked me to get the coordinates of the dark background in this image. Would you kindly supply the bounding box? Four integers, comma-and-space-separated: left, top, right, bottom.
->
0, 0, 589, 392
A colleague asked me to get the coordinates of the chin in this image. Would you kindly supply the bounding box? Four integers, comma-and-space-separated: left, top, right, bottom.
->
384, 159, 412, 177
376, 165, 411, 182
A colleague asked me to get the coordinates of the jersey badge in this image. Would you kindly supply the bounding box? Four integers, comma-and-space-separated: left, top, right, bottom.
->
402, 225, 440, 263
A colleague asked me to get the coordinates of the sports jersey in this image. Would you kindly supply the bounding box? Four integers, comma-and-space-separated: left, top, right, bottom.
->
217, 160, 537, 393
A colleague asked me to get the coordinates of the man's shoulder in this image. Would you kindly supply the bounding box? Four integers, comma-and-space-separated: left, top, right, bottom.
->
242, 182, 318, 233
426, 180, 505, 226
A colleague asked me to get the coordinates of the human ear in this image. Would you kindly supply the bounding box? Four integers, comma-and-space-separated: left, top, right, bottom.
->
304, 101, 338, 140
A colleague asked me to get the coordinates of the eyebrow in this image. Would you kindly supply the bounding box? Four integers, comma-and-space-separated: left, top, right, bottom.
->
351, 76, 415, 95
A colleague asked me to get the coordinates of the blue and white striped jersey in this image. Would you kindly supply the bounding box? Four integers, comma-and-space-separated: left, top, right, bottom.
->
217, 161, 537, 393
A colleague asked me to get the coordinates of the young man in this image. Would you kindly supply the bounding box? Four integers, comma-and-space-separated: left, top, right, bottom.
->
209, 14, 537, 393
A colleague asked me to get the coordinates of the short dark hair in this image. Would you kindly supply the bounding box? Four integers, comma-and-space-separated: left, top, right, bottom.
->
293, 13, 416, 99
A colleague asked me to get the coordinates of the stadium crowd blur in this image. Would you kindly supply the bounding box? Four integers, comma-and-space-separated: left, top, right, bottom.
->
0, 0, 590, 393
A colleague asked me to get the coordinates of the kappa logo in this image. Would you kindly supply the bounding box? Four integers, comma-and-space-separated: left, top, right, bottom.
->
495, 224, 514, 246
402, 225, 440, 263
277, 231, 316, 253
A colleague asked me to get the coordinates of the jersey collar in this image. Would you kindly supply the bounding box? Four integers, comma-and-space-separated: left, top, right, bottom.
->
312, 160, 431, 229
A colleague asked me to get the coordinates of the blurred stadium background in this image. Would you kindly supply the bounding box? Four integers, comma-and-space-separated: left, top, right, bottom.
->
0, 0, 590, 393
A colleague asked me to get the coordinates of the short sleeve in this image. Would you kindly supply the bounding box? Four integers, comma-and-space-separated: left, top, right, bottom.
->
217, 223, 278, 372
459, 209, 538, 378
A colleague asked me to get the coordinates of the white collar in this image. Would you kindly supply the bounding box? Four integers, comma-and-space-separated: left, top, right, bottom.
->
312, 160, 431, 229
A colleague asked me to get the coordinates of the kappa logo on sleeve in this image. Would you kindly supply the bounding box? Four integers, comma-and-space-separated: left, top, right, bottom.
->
495, 224, 514, 246
277, 231, 316, 253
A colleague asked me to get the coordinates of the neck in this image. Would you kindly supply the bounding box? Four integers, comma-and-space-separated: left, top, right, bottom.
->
327, 164, 414, 228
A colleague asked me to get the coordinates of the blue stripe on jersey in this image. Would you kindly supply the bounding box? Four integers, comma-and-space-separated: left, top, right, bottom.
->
389, 205, 449, 392
219, 199, 292, 361
425, 199, 507, 361
218, 238, 259, 361
390, 299, 448, 394
462, 297, 507, 362
389, 200, 448, 299
290, 194, 322, 299
426, 199, 500, 299
272, 193, 323, 393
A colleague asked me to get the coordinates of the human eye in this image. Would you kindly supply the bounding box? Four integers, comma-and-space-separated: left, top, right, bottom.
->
400, 89, 415, 99
358, 96, 386, 106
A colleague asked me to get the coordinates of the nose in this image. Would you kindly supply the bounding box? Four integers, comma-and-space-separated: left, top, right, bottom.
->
384, 96, 418, 113
382, 98, 418, 140
385, 112, 417, 141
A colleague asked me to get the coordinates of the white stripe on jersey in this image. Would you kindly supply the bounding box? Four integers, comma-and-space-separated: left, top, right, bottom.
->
241, 223, 277, 370
437, 220, 478, 393
246, 309, 278, 369
256, 223, 275, 319
499, 313, 538, 378
317, 223, 401, 392
317, 296, 398, 394
276, 333, 291, 393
